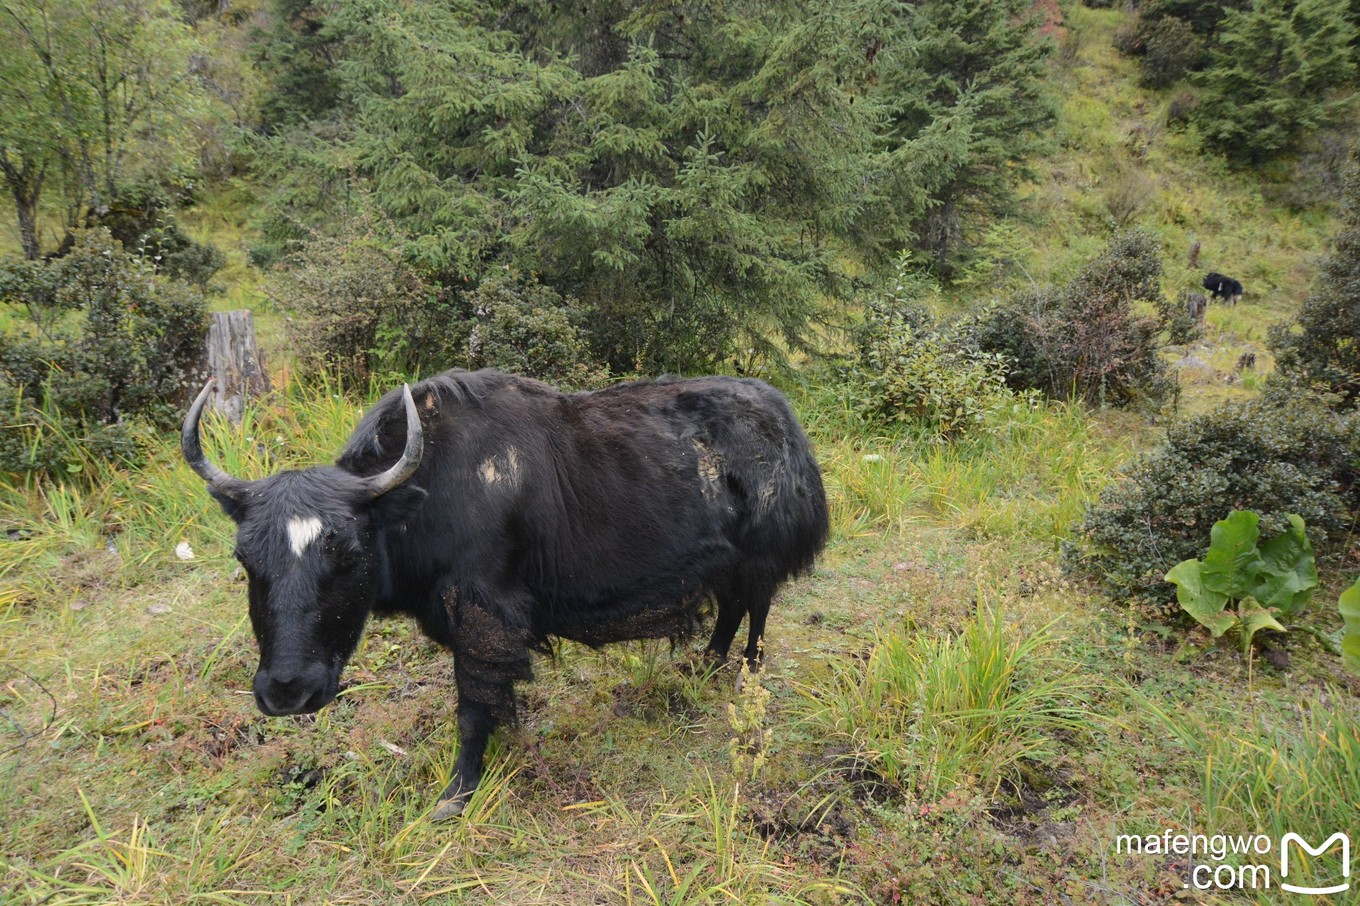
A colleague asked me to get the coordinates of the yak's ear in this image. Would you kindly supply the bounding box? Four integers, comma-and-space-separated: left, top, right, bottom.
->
367, 484, 428, 526
209, 486, 247, 523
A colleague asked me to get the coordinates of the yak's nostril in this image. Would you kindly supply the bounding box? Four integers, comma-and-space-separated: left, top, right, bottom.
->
253, 665, 333, 716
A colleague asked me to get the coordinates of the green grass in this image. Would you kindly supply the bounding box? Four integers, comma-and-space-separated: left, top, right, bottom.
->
791, 603, 1093, 800
2, 366, 1353, 902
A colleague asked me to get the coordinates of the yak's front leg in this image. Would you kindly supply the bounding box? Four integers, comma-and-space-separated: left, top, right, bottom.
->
432, 698, 497, 821
431, 584, 533, 822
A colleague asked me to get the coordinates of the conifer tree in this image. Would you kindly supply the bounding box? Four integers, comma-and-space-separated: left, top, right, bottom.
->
254, 0, 346, 131
253, 0, 963, 372
1191, 0, 1356, 164
875, 0, 1055, 279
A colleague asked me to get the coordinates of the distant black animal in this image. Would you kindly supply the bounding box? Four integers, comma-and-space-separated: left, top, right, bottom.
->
183, 369, 828, 819
1202, 272, 1244, 305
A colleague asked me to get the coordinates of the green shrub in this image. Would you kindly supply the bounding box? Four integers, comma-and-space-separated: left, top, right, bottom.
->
269, 222, 454, 385
1071, 397, 1360, 606
1139, 16, 1204, 88
0, 229, 207, 478
853, 263, 1028, 439
1165, 90, 1199, 128
1341, 577, 1360, 675
94, 182, 226, 290
1158, 291, 1204, 345
462, 275, 608, 390
969, 229, 1174, 408
1268, 159, 1360, 409
274, 221, 607, 388
1112, 18, 1145, 57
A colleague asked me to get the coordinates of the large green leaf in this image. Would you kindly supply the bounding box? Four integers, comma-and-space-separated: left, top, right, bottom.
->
1250, 514, 1317, 618
1166, 558, 1235, 637
1340, 577, 1360, 677
1237, 597, 1286, 653
1201, 511, 1264, 600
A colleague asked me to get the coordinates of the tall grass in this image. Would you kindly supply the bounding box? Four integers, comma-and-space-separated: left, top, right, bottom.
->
802, 389, 1123, 544
0, 375, 370, 589
794, 603, 1092, 800
1148, 694, 1360, 844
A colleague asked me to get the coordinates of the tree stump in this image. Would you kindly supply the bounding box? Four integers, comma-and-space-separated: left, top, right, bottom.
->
204, 310, 270, 424
1185, 292, 1208, 325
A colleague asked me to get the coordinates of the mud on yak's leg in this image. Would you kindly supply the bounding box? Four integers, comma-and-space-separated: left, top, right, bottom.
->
432, 586, 533, 822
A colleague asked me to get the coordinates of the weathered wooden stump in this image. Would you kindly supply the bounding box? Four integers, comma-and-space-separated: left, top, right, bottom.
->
204, 310, 270, 424
1185, 292, 1208, 325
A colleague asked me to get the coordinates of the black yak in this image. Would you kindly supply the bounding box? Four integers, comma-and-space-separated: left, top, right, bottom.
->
183, 369, 828, 819
1202, 272, 1244, 305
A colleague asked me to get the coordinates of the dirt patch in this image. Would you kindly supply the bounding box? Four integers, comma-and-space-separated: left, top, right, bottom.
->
986, 762, 1079, 846
747, 788, 856, 865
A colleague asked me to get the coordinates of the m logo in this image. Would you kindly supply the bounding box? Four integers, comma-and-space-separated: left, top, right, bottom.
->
1280, 832, 1350, 896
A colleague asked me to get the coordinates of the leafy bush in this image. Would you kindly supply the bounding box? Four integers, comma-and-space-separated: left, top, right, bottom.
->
94, 182, 226, 290
1139, 16, 1204, 88
462, 275, 608, 390
1165, 511, 1316, 652
0, 229, 207, 478
1268, 159, 1360, 409
1341, 577, 1360, 675
274, 221, 607, 387
269, 223, 453, 385
1165, 91, 1199, 128
969, 230, 1174, 408
1071, 397, 1360, 606
1112, 19, 1144, 58
1158, 291, 1204, 345
853, 265, 1028, 439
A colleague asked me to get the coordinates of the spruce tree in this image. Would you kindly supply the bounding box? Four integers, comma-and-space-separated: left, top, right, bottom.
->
253, 0, 958, 372
875, 0, 1055, 279
1191, 0, 1356, 165
254, 0, 347, 131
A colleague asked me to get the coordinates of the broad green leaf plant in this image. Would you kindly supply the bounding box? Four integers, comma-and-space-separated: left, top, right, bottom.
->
1340, 577, 1360, 676
1165, 511, 1317, 652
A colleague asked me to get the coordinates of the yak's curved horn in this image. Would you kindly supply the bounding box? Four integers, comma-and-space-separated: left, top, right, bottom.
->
181, 379, 250, 500
360, 384, 424, 498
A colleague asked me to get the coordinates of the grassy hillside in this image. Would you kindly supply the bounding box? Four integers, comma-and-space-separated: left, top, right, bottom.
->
2, 5, 1358, 905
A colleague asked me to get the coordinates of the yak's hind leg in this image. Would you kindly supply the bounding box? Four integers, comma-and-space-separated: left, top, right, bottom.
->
704, 569, 778, 669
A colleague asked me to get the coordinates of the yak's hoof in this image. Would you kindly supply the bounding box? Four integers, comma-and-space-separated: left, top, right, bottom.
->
431, 796, 468, 822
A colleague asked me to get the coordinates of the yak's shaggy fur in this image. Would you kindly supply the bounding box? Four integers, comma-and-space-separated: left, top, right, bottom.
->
194, 368, 828, 817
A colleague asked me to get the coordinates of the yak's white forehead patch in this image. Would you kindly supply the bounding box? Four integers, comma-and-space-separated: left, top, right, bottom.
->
286, 516, 324, 558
